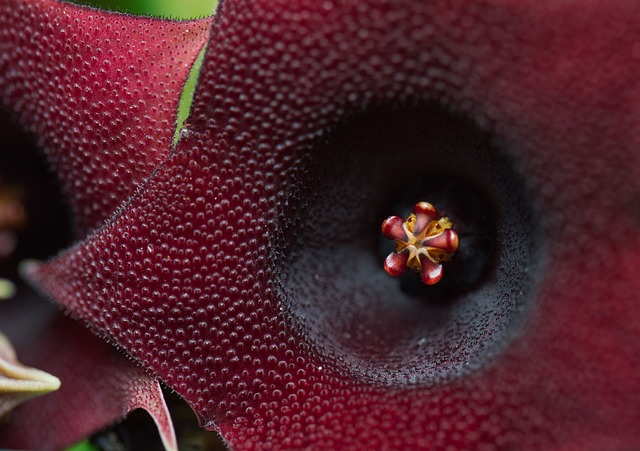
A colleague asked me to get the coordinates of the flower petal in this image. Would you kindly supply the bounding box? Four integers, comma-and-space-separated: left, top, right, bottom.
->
24, 0, 640, 449
0, 0, 211, 234
0, 299, 175, 451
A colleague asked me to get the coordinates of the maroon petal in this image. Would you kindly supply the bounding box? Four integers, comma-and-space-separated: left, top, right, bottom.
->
0, 309, 175, 450
22, 0, 640, 449
0, 0, 210, 234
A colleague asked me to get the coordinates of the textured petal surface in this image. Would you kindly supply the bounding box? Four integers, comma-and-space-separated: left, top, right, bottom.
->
28, 0, 640, 449
0, 301, 175, 451
0, 2, 209, 447
128, 370, 178, 451
0, 0, 210, 234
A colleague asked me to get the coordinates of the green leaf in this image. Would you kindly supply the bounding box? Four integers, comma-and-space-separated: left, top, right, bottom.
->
64, 439, 99, 451
66, 0, 217, 18
175, 46, 207, 144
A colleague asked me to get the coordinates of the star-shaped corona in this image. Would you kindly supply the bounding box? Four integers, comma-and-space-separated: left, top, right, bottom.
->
382, 202, 459, 285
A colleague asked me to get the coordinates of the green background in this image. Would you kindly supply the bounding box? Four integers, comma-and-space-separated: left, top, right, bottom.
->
69, 0, 217, 19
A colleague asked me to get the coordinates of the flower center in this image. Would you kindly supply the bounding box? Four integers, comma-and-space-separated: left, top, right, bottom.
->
276, 103, 542, 385
382, 202, 459, 285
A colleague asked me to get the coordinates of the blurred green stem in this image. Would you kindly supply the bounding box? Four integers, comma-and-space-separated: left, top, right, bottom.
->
67, 0, 217, 18
175, 46, 207, 144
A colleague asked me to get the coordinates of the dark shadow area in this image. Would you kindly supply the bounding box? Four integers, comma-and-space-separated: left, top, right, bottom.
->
274, 102, 542, 386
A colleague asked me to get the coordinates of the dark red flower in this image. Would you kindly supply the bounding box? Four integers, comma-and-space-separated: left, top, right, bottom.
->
0, 0, 209, 447
2, 0, 640, 449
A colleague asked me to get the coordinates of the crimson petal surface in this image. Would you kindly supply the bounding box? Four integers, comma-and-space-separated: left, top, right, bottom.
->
0, 0, 210, 234
29, 0, 640, 449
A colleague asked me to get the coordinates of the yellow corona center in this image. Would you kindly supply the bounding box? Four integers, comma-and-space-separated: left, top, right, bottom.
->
394, 214, 455, 273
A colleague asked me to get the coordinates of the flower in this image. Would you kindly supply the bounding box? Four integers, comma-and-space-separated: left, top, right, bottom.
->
1, 0, 640, 449
0, 0, 210, 447
382, 201, 459, 285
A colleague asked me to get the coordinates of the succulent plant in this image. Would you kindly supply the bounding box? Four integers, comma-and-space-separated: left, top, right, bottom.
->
0, 0, 639, 449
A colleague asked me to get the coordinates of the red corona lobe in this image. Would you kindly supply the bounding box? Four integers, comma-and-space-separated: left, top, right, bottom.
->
382, 202, 459, 285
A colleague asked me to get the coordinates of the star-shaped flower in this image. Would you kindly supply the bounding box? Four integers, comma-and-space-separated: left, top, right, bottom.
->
1, 0, 639, 449
0, 0, 210, 447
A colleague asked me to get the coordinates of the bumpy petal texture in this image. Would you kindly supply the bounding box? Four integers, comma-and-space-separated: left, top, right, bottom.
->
0, 2, 210, 447
0, 0, 210, 234
30, 0, 640, 449
0, 296, 176, 450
